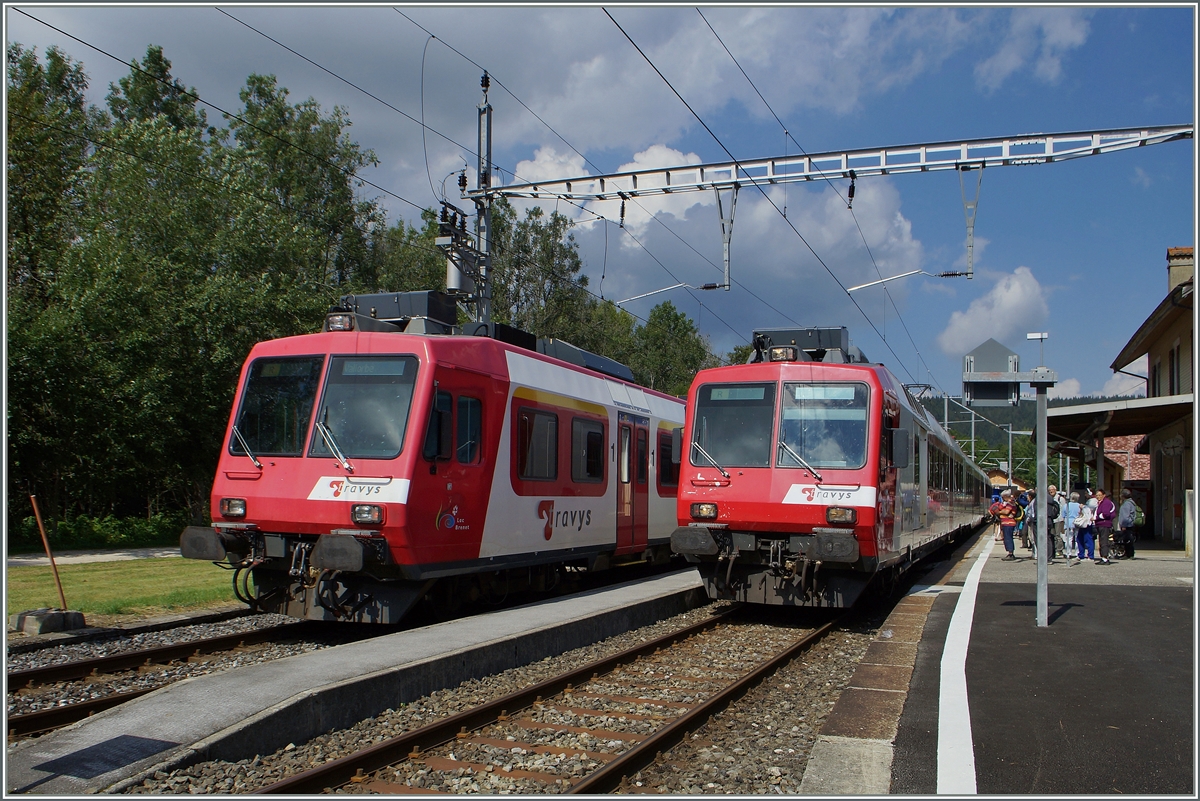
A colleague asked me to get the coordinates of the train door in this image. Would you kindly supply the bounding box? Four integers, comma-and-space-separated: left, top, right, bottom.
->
918, 429, 928, 530
616, 412, 650, 554
409, 365, 496, 564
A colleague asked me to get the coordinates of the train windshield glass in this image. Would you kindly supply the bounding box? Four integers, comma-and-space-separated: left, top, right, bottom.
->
309, 356, 419, 460
233, 356, 325, 456
778, 382, 869, 469
692, 383, 777, 467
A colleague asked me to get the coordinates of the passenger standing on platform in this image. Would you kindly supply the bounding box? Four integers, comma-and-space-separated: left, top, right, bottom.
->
1117, 488, 1138, 559
1049, 484, 1067, 557
1063, 492, 1082, 562
1074, 497, 1096, 561
990, 490, 1020, 561
1025, 487, 1038, 556
1094, 489, 1116, 565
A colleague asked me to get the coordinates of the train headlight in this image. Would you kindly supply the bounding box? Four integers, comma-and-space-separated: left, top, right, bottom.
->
219, 498, 247, 518
324, 312, 355, 332
351, 504, 384, 525
691, 502, 719, 520
768, 346, 798, 362
826, 506, 857, 524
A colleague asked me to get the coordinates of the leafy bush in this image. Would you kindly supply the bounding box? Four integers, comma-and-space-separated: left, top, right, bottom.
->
7, 512, 190, 554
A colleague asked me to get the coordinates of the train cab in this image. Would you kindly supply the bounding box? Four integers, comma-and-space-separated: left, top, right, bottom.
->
671, 327, 987, 608
181, 291, 685, 623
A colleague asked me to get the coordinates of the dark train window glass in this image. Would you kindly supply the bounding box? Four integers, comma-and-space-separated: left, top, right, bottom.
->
571, 418, 605, 483
518, 408, 558, 480
619, 426, 631, 483
778, 383, 869, 469
309, 356, 419, 460
658, 432, 679, 487
637, 429, 648, 484
233, 356, 325, 457
457, 396, 482, 464
692, 382, 776, 467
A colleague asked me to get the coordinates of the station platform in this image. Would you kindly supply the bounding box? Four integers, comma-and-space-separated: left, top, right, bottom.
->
804, 529, 1195, 795
5, 570, 707, 795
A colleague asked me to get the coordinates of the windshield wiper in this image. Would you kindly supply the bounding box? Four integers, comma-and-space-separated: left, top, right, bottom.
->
315, 414, 354, 473
691, 441, 730, 479
779, 439, 823, 482
231, 425, 263, 469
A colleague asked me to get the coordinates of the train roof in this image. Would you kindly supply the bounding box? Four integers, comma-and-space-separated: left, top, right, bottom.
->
691, 357, 985, 477
243, 328, 685, 406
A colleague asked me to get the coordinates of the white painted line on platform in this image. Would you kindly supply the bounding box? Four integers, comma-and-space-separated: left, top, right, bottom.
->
907, 584, 963, 596
936, 536, 995, 795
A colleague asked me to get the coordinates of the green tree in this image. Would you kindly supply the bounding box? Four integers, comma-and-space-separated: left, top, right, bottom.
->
369, 209, 446, 296
228, 74, 382, 289
106, 45, 206, 132
7, 44, 97, 521
490, 199, 590, 340
630, 301, 719, 396
6, 43, 92, 300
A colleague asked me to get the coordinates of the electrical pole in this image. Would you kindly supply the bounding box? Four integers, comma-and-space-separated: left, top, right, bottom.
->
475, 73, 493, 324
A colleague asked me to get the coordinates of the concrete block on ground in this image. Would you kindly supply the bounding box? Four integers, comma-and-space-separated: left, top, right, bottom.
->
799, 735, 893, 794
10, 609, 87, 635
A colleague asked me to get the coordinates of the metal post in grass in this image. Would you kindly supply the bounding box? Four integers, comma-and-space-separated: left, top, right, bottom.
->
30, 494, 68, 610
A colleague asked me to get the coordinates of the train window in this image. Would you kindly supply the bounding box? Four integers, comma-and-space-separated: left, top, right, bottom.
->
571, 418, 605, 483
309, 355, 419, 460
619, 426, 631, 483
657, 432, 679, 488
778, 383, 869, 469
234, 356, 325, 456
637, 429, 648, 484
517, 408, 558, 480
457, 396, 482, 464
692, 382, 776, 467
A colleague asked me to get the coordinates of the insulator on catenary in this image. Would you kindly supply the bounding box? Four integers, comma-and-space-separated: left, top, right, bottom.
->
847, 169, 857, 209
619, 200, 626, 229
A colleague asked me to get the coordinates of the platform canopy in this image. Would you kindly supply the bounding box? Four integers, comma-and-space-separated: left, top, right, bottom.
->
1044, 394, 1194, 451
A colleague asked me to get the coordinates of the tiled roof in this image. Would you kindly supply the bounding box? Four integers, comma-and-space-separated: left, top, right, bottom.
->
1103, 434, 1152, 482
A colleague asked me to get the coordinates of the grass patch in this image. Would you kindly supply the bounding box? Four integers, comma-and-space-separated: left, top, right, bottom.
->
7, 558, 241, 618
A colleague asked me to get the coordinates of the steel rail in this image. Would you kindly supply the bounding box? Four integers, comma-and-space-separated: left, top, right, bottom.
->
253, 608, 737, 795
7, 687, 157, 738
7, 622, 306, 689
568, 613, 843, 793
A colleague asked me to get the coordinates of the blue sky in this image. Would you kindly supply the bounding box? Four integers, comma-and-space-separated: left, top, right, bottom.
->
7, 5, 1195, 398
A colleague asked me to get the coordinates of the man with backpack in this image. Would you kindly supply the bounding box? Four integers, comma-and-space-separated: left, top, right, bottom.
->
1117, 488, 1141, 559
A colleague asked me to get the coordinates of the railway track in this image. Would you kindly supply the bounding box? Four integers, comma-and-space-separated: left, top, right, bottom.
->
252, 609, 843, 794
8, 623, 307, 690
7, 620, 374, 741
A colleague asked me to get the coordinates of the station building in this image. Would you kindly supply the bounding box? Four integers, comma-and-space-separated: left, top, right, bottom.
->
1047, 247, 1194, 549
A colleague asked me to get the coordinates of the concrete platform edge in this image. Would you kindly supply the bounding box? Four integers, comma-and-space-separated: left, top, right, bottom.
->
103, 580, 709, 794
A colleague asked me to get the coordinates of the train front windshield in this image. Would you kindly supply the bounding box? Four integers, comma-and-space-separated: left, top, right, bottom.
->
692, 383, 777, 467
309, 356, 419, 460
779, 382, 869, 469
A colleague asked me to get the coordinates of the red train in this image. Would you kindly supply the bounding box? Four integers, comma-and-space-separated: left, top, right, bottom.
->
670, 327, 990, 607
181, 291, 685, 622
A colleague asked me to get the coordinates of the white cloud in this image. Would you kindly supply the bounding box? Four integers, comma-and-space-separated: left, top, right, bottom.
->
1132, 167, 1152, 189
936, 266, 1050, 356
1101, 354, 1148, 397
974, 8, 1091, 91
1048, 378, 1082, 399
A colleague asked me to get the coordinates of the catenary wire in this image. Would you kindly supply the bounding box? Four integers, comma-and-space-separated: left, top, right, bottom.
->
17, 7, 730, 364
218, 7, 742, 356
605, 8, 918, 382
694, 8, 945, 392
393, 7, 793, 342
